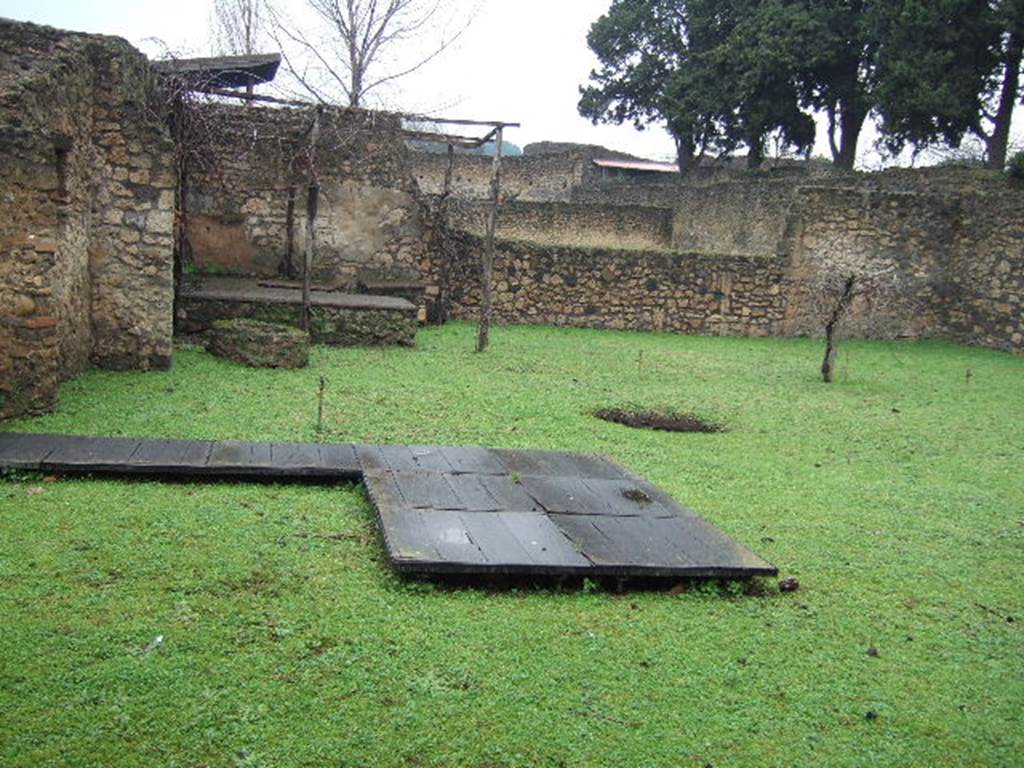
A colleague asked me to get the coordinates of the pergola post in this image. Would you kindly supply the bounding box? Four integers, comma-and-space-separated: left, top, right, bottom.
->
476, 126, 503, 353
301, 107, 322, 332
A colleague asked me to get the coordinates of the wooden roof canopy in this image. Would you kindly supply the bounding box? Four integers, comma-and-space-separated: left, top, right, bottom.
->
153, 52, 282, 89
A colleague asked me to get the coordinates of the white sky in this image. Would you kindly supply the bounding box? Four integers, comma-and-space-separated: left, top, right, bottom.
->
0, 0, 1012, 166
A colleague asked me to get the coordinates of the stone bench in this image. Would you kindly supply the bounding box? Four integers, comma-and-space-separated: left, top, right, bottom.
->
207, 319, 310, 368
177, 277, 418, 347
354, 268, 429, 322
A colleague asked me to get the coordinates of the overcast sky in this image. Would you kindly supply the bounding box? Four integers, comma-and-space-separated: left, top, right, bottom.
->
0, 0, 1010, 165
1, 0, 686, 159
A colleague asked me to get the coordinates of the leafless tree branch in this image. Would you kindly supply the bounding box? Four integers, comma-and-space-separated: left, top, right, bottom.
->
266, 0, 477, 109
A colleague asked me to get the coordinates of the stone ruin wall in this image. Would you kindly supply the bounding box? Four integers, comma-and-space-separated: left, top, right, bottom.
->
423, 163, 1023, 355
184, 104, 432, 287
436, 234, 787, 337
780, 183, 1024, 349
412, 150, 586, 203
0, 20, 175, 420
449, 200, 674, 251
947, 192, 1024, 349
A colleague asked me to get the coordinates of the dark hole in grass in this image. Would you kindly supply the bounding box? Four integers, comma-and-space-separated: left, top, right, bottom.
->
593, 408, 724, 434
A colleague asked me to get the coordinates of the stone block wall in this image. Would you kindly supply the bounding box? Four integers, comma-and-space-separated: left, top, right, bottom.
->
435, 233, 788, 336
411, 150, 585, 203
946, 192, 1024, 350
668, 179, 800, 257
0, 20, 174, 420
185, 104, 427, 286
779, 183, 1024, 351
427, 172, 1022, 353
449, 200, 674, 251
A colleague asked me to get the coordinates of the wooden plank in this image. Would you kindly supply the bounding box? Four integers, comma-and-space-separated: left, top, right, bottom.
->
0, 433, 776, 579
650, 515, 774, 573
518, 475, 618, 516
548, 513, 636, 567
589, 515, 691, 568
443, 473, 503, 511
179, 441, 215, 470
497, 512, 592, 569
476, 474, 542, 511
376, 506, 442, 566
354, 444, 389, 474
0, 432, 58, 467
43, 436, 140, 471
316, 443, 361, 475
206, 440, 252, 469
377, 444, 422, 474
416, 509, 488, 566
459, 512, 538, 566
128, 438, 196, 468
491, 449, 623, 479
269, 442, 321, 470
556, 453, 630, 480
362, 472, 405, 512
578, 477, 680, 518
249, 442, 274, 468
391, 471, 463, 510
407, 445, 454, 473
439, 446, 506, 475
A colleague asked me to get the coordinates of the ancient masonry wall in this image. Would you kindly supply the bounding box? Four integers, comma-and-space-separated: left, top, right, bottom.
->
449, 200, 674, 251
938, 191, 1024, 350
426, 171, 1023, 353
433, 233, 787, 336
411, 151, 586, 203
0, 20, 175, 420
782, 184, 1024, 349
185, 104, 429, 286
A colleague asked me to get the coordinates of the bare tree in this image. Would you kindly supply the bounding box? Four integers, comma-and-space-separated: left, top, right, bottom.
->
266, 0, 469, 107
212, 0, 267, 56
802, 256, 906, 384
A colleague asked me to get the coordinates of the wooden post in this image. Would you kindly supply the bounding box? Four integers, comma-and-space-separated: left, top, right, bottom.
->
434, 142, 455, 324
477, 126, 503, 353
301, 107, 322, 332
284, 185, 296, 278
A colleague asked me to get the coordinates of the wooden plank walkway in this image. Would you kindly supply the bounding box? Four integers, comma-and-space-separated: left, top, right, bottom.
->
0, 432, 776, 580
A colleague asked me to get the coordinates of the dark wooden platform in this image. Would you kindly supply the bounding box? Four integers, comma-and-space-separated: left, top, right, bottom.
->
0, 432, 776, 580
180, 276, 416, 312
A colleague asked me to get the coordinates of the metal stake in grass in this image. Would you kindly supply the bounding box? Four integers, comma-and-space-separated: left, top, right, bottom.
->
316, 375, 327, 435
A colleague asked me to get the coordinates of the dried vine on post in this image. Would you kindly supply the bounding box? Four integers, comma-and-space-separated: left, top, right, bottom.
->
156, 68, 234, 327
431, 142, 455, 324
301, 106, 322, 332
477, 126, 503, 353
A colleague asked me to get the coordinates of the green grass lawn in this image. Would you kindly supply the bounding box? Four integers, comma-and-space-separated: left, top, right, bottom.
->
2, 323, 1022, 767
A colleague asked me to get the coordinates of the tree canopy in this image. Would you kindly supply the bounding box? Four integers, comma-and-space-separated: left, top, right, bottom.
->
580, 0, 1024, 171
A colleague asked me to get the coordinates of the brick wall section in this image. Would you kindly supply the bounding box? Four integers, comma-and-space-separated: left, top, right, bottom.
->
0, 20, 174, 419
186, 104, 427, 285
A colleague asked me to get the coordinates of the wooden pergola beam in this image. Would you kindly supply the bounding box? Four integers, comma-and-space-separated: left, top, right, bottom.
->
403, 127, 499, 149
187, 87, 519, 131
